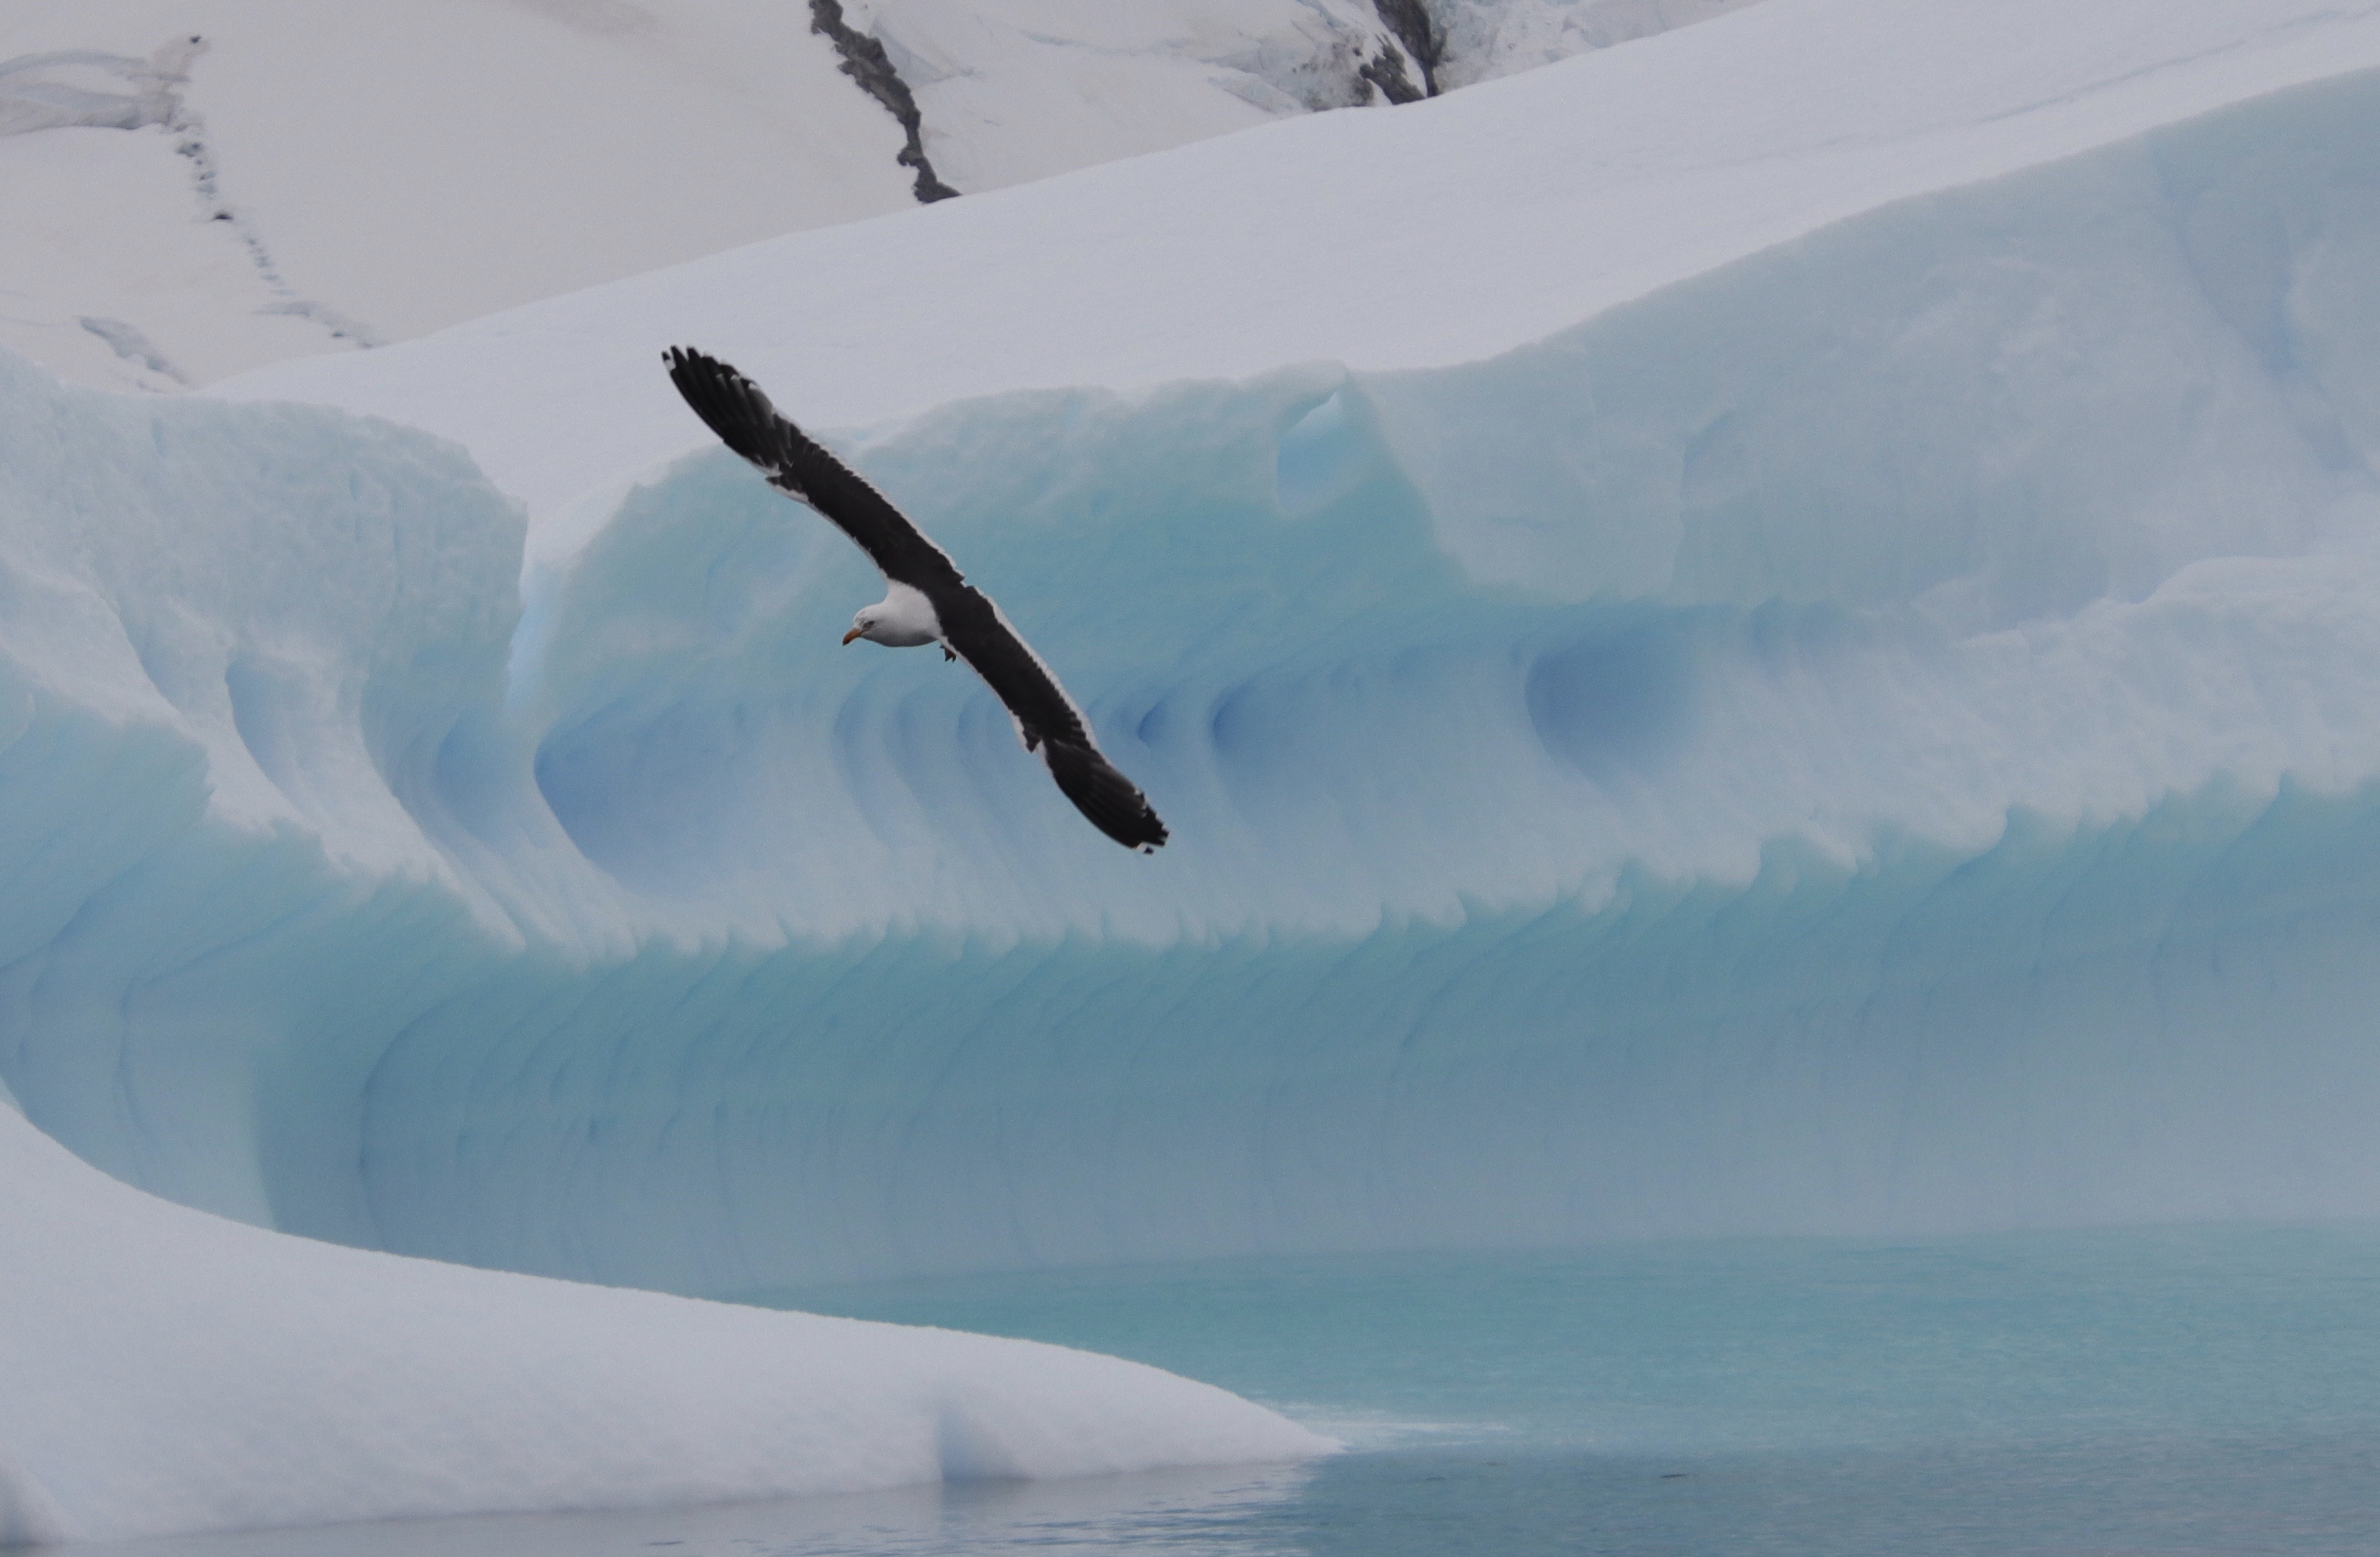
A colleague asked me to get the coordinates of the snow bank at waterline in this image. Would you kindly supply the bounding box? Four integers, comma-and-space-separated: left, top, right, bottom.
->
0, 1085, 1324, 1548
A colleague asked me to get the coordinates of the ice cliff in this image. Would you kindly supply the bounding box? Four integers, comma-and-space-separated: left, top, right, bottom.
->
8, 0, 2380, 1532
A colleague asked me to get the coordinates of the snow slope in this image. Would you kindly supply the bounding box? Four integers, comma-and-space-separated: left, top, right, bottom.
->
219, 0, 2380, 515
0, 1, 1749, 396
0, 1, 917, 392
9, 0, 2380, 1318
0, 1097, 1326, 1547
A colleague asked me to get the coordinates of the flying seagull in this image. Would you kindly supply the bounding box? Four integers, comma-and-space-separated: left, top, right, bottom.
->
664, 347, 1168, 852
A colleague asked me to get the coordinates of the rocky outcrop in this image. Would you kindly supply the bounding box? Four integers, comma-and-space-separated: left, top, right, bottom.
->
809, 0, 961, 202
1370, 0, 1444, 94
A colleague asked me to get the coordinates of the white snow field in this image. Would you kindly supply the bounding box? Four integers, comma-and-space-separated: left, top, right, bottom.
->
0, 1, 916, 393
0, 1097, 1327, 1547
0, 1, 1746, 397
9, 0, 2380, 1536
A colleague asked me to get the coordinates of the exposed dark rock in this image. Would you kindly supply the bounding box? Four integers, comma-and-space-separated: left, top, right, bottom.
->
1358, 44, 1425, 105
6, 36, 377, 353
808, 0, 960, 203
77, 317, 190, 385
1369, 0, 1443, 96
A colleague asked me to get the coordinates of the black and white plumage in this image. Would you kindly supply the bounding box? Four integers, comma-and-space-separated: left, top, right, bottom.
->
664, 347, 1168, 853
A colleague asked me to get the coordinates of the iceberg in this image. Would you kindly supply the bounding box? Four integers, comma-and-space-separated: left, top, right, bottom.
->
7, 0, 2380, 1534
194, 0, 2380, 1285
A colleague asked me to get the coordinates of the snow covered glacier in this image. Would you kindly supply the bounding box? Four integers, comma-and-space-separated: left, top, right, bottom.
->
1, 0, 1756, 394
11, 0, 2380, 1531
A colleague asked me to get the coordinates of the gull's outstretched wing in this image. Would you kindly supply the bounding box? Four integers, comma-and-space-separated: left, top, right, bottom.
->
664, 346, 1169, 852
664, 346, 962, 592
931, 585, 1170, 852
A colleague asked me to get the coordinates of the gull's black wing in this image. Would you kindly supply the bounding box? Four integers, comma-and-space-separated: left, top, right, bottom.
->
664, 346, 964, 592
932, 586, 1170, 852
1039, 737, 1171, 852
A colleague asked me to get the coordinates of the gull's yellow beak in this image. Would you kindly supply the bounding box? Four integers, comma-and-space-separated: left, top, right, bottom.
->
841, 627, 865, 645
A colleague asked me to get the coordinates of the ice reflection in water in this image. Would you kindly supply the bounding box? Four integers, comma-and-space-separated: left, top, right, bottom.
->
76, 1462, 1316, 1557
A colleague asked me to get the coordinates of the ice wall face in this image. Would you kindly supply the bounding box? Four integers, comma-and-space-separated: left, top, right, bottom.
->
11, 3, 2380, 1300
0, 347, 533, 1226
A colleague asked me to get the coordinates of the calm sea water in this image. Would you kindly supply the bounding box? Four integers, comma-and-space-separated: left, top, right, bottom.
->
94, 1225, 2380, 1556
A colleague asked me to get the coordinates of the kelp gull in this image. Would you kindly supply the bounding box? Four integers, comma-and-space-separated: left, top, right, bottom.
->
665, 347, 1168, 852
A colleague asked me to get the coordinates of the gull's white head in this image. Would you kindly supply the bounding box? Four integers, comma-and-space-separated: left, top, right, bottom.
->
843, 585, 942, 648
